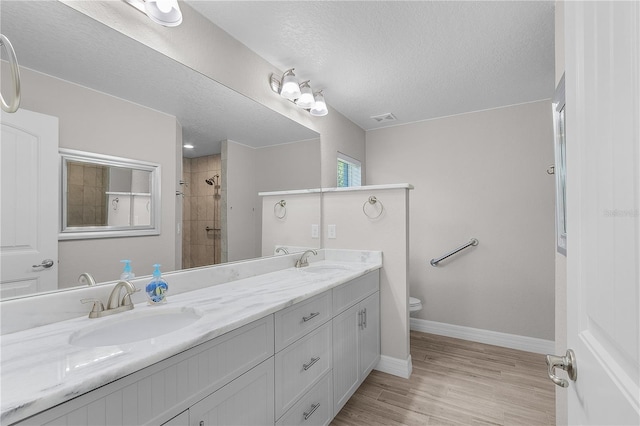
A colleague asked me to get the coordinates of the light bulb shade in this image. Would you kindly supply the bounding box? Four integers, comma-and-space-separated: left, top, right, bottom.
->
296, 81, 315, 108
144, 0, 182, 27
310, 91, 328, 116
280, 70, 301, 101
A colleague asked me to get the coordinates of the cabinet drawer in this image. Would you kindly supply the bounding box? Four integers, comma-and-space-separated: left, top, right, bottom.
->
332, 271, 379, 315
275, 291, 332, 352
275, 321, 332, 419
189, 358, 274, 426
276, 372, 333, 426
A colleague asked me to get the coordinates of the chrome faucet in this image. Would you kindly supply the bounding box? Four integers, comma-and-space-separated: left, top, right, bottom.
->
295, 249, 318, 268
81, 280, 138, 318
107, 280, 138, 311
78, 272, 96, 287
275, 247, 289, 255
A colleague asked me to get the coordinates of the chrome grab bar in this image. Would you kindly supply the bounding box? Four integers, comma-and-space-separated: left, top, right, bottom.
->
430, 238, 479, 266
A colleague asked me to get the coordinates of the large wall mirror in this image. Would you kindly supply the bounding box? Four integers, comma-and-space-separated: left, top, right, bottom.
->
0, 0, 321, 299
59, 149, 161, 239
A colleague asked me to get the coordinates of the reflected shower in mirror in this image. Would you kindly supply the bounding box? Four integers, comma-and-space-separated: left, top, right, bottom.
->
0, 0, 320, 299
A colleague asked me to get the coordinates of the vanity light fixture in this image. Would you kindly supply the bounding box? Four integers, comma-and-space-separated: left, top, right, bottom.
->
278, 69, 302, 101
269, 69, 329, 117
296, 81, 315, 109
309, 90, 328, 117
123, 0, 183, 27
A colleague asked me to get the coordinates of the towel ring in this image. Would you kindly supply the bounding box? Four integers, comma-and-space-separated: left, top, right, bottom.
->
363, 196, 384, 219
0, 34, 21, 113
274, 199, 286, 219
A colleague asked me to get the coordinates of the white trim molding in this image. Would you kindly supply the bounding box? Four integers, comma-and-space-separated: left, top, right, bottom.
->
375, 354, 412, 379
410, 318, 555, 354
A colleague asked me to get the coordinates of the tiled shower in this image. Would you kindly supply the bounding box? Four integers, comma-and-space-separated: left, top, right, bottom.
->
182, 155, 223, 269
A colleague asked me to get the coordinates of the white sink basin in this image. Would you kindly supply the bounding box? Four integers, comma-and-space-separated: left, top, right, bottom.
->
301, 264, 353, 274
69, 307, 202, 347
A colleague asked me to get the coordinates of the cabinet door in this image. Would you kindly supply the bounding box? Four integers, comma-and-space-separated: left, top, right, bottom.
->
190, 358, 274, 426
359, 292, 380, 378
162, 410, 189, 425
332, 303, 360, 415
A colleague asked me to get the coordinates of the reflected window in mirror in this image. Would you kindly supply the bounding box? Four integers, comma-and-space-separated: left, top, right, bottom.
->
337, 152, 362, 187
60, 149, 161, 240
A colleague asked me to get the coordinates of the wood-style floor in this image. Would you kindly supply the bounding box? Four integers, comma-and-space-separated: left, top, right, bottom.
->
331, 331, 555, 426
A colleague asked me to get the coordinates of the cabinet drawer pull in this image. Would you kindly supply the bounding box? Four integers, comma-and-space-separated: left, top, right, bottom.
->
302, 312, 320, 322
303, 402, 321, 420
363, 307, 367, 328
358, 310, 363, 329
303, 356, 320, 371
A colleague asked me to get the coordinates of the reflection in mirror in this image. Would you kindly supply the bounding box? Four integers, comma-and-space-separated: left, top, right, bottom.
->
552, 74, 567, 255
60, 149, 160, 239
0, 1, 320, 299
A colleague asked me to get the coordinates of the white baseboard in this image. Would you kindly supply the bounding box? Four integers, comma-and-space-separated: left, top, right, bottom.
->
374, 354, 412, 379
410, 318, 555, 354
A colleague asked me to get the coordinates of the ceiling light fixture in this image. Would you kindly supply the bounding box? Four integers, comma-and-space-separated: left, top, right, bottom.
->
269, 69, 328, 117
123, 0, 183, 27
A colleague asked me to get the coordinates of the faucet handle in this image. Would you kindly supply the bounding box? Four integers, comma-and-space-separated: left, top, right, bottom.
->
81, 298, 105, 318
121, 287, 140, 307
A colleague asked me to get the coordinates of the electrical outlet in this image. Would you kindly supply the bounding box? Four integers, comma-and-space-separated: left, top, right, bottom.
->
311, 224, 319, 239
328, 224, 337, 239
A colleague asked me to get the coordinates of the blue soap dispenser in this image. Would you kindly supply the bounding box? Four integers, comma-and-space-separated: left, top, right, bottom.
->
120, 260, 135, 280
146, 264, 168, 305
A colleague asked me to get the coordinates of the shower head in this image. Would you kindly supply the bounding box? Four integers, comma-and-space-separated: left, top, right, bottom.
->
205, 175, 220, 186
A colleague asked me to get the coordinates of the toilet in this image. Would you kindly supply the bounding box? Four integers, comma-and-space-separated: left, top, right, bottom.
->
409, 296, 423, 314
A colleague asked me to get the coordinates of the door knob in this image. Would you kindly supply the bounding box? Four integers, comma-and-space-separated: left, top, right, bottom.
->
32, 259, 54, 269
545, 349, 577, 387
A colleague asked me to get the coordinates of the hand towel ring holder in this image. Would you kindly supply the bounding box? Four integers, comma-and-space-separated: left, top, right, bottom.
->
363, 196, 384, 219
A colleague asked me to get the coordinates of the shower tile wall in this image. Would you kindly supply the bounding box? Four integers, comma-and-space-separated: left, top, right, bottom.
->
182, 155, 222, 268
67, 161, 108, 226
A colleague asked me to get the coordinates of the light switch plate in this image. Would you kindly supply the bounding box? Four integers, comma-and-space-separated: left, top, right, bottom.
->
328, 224, 337, 239
311, 224, 319, 238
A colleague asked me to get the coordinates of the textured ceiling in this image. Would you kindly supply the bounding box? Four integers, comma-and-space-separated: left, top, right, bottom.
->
0, 1, 319, 158
187, 0, 555, 130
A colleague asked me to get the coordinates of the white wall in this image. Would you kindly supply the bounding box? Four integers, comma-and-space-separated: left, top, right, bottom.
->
323, 187, 412, 374
224, 139, 322, 262
11, 65, 178, 288
261, 193, 322, 256
223, 140, 258, 262
366, 100, 556, 341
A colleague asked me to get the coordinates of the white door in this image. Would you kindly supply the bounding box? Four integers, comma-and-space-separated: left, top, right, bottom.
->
562, 2, 640, 424
1, 109, 59, 298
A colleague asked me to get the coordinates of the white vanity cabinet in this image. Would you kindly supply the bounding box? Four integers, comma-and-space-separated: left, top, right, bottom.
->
188, 358, 274, 426
11, 270, 380, 426
332, 274, 380, 415
16, 316, 274, 426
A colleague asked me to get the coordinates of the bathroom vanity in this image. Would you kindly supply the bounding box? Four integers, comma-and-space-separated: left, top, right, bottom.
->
1, 251, 381, 425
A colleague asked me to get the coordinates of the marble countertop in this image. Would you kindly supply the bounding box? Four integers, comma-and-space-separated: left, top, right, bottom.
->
1, 258, 381, 425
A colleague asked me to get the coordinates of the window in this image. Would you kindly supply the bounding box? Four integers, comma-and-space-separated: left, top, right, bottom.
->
337, 152, 362, 187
